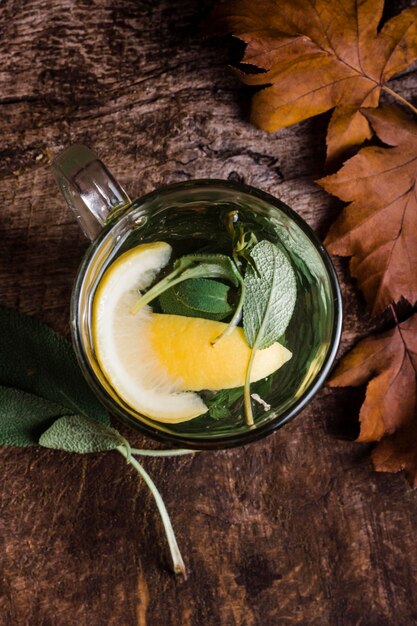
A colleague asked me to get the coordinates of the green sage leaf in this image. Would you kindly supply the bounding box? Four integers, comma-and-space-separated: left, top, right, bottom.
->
242, 241, 296, 424
0, 306, 109, 426
39, 415, 125, 453
131, 253, 242, 314
243, 241, 297, 349
173, 253, 241, 286
159, 278, 233, 320
0, 386, 71, 446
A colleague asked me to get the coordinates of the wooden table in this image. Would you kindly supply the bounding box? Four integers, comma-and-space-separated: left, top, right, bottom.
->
1, 1, 417, 624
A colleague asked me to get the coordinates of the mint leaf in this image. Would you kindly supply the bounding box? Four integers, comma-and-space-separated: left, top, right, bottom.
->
0, 307, 109, 425
173, 253, 241, 287
159, 278, 233, 320
207, 375, 275, 420
207, 386, 243, 419
39, 415, 125, 453
131, 253, 242, 314
242, 241, 297, 424
0, 386, 71, 446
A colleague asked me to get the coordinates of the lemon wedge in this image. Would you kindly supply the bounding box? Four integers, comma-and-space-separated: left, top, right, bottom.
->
92, 242, 292, 424
149, 314, 292, 391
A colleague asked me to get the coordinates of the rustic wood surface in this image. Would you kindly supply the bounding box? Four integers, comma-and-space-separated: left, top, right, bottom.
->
1, 1, 417, 624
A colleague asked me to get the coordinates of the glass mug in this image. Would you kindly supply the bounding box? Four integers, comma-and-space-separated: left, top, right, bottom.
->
52, 144, 342, 449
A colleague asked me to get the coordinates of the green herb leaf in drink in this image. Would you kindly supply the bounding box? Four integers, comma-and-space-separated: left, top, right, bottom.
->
206, 373, 275, 420
174, 253, 241, 284
131, 252, 242, 314
243, 240, 297, 425
159, 278, 233, 321
206, 386, 244, 419
131, 251, 246, 343
226, 210, 258, 269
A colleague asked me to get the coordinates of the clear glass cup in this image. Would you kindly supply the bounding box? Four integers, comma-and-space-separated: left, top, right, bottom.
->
52, 144, 342, 449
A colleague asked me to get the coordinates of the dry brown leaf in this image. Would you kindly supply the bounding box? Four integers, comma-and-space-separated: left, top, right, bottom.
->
372, 421, 417, 488
319, 105, 417, 314
329, 314, 417, 485
211, 0, 417, 160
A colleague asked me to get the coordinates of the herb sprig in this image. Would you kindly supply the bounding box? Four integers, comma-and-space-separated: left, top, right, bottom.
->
131, 253, 242, 314
131, 252, 246, 344
0, 306, 194, 578
242, 241, 297, 424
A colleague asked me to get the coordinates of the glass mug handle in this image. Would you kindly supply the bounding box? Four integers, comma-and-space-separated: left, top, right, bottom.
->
52, 144, 131, 240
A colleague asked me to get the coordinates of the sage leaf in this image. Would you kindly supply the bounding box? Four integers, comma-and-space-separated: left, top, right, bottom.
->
173, 253, 241, 286
243, 241, 297, 348
159, 278, 233, 320
0, 307, 109, 425
39, 415, 126, 453
131, 253, 241, 314
0, 386, 70, 446
242, 241, 297, 424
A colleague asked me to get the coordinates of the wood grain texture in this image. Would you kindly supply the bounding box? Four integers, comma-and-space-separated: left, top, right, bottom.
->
1, 1, 417, 624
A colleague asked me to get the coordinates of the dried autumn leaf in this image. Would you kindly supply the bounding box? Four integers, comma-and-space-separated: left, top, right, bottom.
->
372, 421, 417, 488
329, 314, 417, 485
319, 105, 417, 314
210, 0, 417, 160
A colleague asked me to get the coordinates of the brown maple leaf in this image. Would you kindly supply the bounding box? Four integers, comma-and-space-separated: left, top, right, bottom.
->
211, 0, 417, 160
319, 105, 417, 314
329, 314, 417, 485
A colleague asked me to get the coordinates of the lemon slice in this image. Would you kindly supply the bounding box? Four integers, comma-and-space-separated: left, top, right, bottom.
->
149, 314, 292, 391
93, 242, 292, 424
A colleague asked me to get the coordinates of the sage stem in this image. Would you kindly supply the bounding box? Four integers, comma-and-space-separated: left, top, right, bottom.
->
211, 278, 245, 345
117, 445, 187, 578
130, 267, 182, 315
130, 448, 197, 458
243, 347, 257, 426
